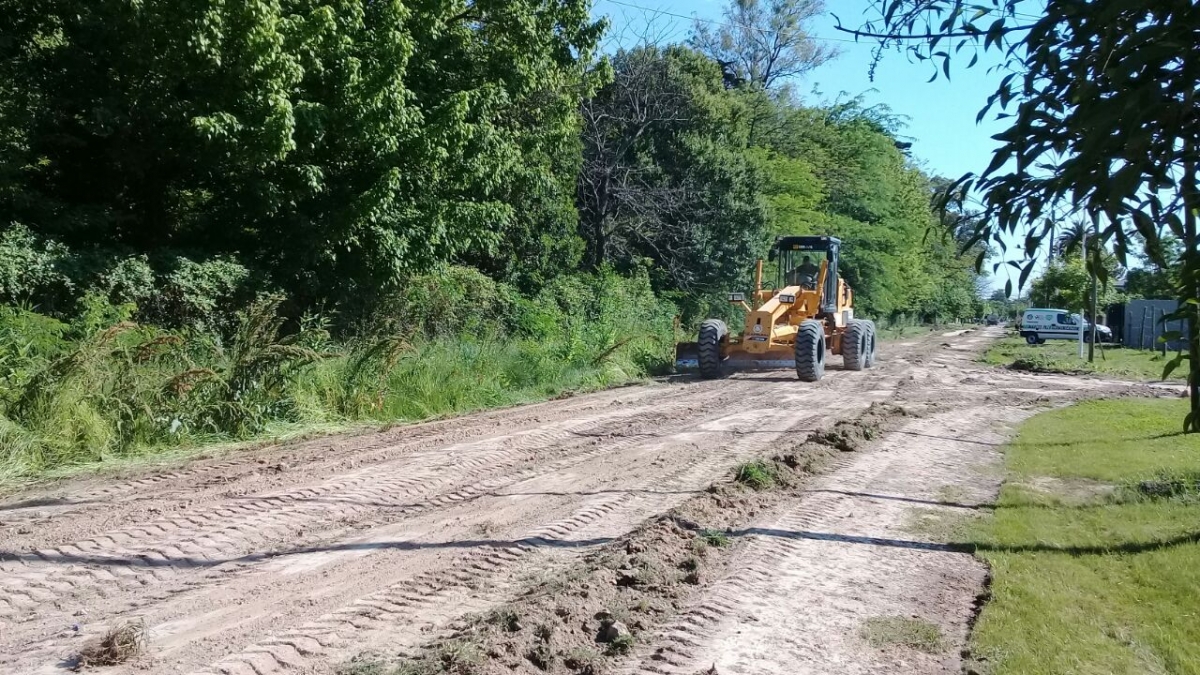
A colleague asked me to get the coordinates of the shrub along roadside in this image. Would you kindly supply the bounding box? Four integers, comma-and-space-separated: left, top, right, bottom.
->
963, 399, 1200, 675
0, 268, 676, 484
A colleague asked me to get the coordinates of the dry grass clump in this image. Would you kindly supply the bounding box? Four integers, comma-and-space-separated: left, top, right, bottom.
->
73, 620, 147, 670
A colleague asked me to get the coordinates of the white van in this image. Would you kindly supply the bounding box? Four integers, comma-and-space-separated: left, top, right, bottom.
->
1020, 308, 1111, 344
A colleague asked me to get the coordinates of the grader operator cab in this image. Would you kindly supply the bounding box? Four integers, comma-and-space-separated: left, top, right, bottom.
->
675, 235, 877, 381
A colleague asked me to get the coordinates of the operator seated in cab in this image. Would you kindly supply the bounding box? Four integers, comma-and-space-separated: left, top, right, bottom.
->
787, 255, 820, 289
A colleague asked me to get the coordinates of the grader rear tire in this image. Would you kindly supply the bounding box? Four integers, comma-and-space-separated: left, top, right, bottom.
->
794, 319, 826, 382
864, 320, 878, 368
698, 319, 728, 379
842, 319, 868, 371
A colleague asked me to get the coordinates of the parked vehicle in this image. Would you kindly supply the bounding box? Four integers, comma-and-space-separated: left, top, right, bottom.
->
1020, 308, 1112, 344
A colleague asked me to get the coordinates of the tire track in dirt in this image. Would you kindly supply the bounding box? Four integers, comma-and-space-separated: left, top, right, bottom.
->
186, 388, 897, 675
9, 388, 854, 674
620, 406, 1025, 675
615, 341, 1144, 675
0, 364, 901, 674
0, 385, 749, 619
0, 381, 710, 524
193, 462, 711, 675
0, 335, 943, 675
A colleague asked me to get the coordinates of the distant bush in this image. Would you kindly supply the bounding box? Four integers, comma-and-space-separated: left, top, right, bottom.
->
526, 268, 676, 373
0, 226, 255, 333
368, 266, 522, 339
142, 257, 253, 333
0, 306, 69, 405
0, 225, 76, 311
99, 255, 156, 307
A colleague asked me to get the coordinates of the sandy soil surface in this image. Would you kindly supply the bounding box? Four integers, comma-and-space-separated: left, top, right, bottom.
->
616, 332, 1176, 675
0, 327, 1177, 675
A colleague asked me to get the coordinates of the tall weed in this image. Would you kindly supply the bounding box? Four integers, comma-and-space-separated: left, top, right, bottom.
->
0, 270, 675, 481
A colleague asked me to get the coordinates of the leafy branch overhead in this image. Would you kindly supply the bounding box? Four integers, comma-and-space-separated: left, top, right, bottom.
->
839, 1, 1200, 431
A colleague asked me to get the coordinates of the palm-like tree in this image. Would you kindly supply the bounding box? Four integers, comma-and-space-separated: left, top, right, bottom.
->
1054, 218, 1105, 361
1056, 219, 1093, 259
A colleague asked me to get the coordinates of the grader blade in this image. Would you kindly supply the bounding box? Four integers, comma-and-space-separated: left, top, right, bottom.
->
723, 352, 796, 370
674, 342, 700, 371
675, 343, 796, 373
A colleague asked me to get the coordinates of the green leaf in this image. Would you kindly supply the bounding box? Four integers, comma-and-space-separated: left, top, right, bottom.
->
985, 19, 1006, 50
1162, 355, 1184, 381
1018, 259, 1035, 290
1109, 164, 1142, 207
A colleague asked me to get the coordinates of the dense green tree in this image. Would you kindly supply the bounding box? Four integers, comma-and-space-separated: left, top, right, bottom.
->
1030, 256, 1123, 317
1125, 236, 1182, 301
984, 288, 1029, 322
577, 46, 769, 298
1, 0, 989, 334
751, 99, 985, 321
0, 0, 604, 309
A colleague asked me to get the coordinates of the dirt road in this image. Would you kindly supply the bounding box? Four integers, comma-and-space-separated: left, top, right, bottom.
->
0, 328, 1168, 674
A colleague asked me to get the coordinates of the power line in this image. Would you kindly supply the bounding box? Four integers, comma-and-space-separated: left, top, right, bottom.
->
597, 0, 864, 44
597, 0, 1042, 44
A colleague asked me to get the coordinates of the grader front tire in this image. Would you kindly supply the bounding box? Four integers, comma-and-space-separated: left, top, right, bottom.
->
698, 319, 728, 379
794, 319, 826, 382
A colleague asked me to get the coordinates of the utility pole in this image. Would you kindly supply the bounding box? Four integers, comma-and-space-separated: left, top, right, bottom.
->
1085, 222, 1099, 362
1047, 220, 1056, 308
1088, 255, 1098, 362
1078, 227, 1086, 359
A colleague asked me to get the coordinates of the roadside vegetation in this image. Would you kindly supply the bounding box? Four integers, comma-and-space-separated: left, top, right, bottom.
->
0, 1, 990, 482
982, 337, 1187, 382
965, 399, 1200, 675
0, 269, 672, 483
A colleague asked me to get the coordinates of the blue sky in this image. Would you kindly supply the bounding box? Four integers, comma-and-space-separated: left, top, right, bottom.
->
591, 0, 1025, 294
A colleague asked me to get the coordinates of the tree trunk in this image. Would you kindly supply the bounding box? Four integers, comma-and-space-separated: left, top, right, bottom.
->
1184, 162, 1200, 432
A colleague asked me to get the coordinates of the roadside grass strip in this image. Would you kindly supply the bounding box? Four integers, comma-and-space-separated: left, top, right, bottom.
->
982, 337, 1186, 382
965, 399, 1200, 675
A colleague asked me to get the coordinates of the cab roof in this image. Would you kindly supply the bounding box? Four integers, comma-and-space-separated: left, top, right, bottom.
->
774, 235, 841, 250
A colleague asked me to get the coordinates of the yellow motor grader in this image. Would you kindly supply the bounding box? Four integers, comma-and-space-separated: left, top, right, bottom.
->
675, 235, 877, 381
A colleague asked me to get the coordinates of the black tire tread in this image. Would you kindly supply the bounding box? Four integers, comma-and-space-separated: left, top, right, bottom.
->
842, 320, 867, 371
864, 319, 878, 368
698, 319, 728, 379
794, 319, 826, 382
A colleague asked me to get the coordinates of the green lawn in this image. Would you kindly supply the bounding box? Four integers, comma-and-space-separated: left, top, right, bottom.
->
982, 337, 1186, 382
965, 399, 1200, 675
